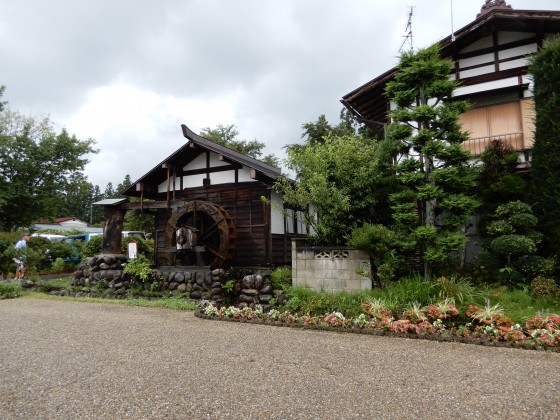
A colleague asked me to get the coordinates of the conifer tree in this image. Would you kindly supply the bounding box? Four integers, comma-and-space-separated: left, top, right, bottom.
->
529, 36, 560, 256
384, 45, 479, 277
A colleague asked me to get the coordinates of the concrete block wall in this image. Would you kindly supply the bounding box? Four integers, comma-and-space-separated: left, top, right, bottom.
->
291, 240, 372, 293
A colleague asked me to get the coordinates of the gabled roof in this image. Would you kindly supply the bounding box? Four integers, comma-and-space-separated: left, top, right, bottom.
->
341, 7, 560, 126
122, 124, 282, 198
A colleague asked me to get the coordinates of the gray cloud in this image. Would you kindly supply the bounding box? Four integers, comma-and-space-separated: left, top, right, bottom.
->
1, 0, 557, 188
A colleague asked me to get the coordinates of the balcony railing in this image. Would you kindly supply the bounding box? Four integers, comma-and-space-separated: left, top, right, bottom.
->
462, 132, 525, 156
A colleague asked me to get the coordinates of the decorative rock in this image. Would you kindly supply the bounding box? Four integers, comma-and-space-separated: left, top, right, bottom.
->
21, 280, 34, 289
259, 294, 272, 303
190, 291, 202, 299
99, 263, 110, 270
195, 272, 206, 285
211, 281, 222, 289
174, 272, 185, 283
254, 274, 264, 290
210, 287, 222, 296
212, 268, 224, 276
260, 285, 273, 295
242, 275, 254, 289
169, 282, 178, 291
242, 288, 258, 296
277, 294, 289, 305
239, 294, 254, 303
177, 284, 187, 293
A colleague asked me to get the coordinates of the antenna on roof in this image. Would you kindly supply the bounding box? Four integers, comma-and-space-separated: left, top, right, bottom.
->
450, 0, 456, 41
399, 6, 415, 53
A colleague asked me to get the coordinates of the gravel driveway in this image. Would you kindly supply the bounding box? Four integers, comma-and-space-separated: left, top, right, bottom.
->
1, 298, 559, 419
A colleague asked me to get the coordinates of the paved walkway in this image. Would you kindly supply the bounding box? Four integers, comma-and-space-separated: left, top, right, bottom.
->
1, 298, 559, 419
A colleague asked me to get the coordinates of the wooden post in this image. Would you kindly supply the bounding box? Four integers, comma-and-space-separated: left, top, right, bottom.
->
102, 206, 126, 255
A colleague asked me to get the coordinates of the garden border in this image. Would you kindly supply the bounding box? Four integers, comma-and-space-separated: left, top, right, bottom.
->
193, 309, 560, 352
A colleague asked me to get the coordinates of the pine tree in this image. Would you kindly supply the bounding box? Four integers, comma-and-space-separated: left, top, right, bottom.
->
384, 45, 479, 277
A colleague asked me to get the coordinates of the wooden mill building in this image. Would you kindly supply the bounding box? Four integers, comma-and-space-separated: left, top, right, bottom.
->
99, 124, 309, 269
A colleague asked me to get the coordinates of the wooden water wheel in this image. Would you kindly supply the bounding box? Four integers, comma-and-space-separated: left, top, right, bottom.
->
166, 201, 236, 268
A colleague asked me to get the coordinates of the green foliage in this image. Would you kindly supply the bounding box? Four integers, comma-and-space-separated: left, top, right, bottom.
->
384, 44, 478, 277
529, 36, 560, 256
490, 235, 537, 256
270, 266, 292, 291
123, 255, 154, 282
51, 258, 66, 272
200, 124, 279, 167
281, 285, 370, 318
0, 282, 22, 299
45, 241, 74, 261
81, 235, 102, 259
276, 133, 385, 245
518, 255, 556, 278
530, 276, 559, 297
121, 236, 153, 259
480, 201, 546, 285
434, 275, 482, 304
477, 140, 526, 224
0, 111, 98, 231
348, 224, 405, 286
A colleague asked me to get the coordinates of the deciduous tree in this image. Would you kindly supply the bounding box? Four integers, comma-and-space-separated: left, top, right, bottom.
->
0, 110, 98, 231
200, 124, 280, 167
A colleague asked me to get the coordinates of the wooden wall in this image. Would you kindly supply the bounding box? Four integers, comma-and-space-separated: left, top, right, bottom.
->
153, 181, 295, 267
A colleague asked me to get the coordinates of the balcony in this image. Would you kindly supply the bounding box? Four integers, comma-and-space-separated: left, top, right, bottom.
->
462, 132, 526, 156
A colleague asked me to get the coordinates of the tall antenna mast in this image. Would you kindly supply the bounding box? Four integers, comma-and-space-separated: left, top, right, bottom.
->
399, 6, 415, 53
450, 0, 456, 41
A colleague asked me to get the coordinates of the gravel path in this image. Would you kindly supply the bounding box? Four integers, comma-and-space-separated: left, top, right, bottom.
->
1, 298, 559, 419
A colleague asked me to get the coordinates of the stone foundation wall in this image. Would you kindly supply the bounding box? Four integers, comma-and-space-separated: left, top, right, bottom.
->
71, 254, 279, 306
291, 241, 372, 293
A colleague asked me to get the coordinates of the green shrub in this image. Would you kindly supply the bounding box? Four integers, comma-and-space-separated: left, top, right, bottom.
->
51, 258, 66, 272
435, 275, 482, 304
280, 285, 369, 318
82, 235, 102, 258
0, 282, 22, 299
46, 241, 74, 261
270, 266, 292, 291
531, 276, 559, 297
518, 255, 556, 278
123, 255, 155, 282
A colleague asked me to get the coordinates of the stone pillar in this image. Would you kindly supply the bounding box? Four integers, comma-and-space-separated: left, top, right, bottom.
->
102, 206, 125, 255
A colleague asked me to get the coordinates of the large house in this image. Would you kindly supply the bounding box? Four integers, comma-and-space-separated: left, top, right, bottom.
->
341, 0, 560, 165
98, 124, 308, 269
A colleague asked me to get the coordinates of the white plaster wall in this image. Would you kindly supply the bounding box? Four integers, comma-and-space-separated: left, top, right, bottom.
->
238, 166, 255, 182
460, 35, 493, 54
185, 153, 229, 171
499, 57, 529, 71
499, 43, 537, 60
455, 76, 519, 97
498, 31, 534, 44
460, 64, 495, 79
459, 52, 494, 69
211, 170, 236, 184
270, 191, 284, 234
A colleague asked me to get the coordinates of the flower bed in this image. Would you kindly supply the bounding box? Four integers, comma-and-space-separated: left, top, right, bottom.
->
196, 301, 560, 351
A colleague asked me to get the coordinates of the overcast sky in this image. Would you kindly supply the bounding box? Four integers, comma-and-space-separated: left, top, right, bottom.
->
1, 0, 558, 190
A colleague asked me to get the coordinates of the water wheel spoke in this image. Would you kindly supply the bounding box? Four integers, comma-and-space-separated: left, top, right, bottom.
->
198, 221, 220, 242
203, 243, 225, 260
